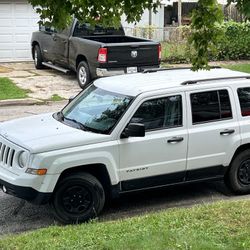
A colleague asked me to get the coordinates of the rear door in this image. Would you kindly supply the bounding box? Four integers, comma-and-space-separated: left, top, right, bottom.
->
186, 87, 241, 180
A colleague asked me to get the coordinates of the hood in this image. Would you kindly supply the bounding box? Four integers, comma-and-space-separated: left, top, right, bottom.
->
0, 113, 109, 153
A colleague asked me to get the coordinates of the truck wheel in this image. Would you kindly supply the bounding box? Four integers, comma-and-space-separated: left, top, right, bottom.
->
33, 45, 44, 69
51, 172, 105, 224
77, 61, 91, 89
225, 149, 250, 194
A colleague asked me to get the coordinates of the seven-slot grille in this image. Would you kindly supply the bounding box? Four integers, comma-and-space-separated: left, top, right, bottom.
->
0, 142, 15, 167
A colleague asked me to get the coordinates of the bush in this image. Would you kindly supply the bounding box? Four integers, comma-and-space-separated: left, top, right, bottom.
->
217, 21, 250, 60
161, 21, 250, 63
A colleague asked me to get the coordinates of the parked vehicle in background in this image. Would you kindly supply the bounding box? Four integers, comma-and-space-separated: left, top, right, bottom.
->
1, 67, 250, 224
31, 19, 161, 89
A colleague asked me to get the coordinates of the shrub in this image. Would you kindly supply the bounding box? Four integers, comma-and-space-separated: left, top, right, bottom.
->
217, 21, 250, 60
161, 21, 250, 63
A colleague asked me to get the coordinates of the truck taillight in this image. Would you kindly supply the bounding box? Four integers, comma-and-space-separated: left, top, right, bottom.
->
98, 48, 107, 63
158, 44, 161, 61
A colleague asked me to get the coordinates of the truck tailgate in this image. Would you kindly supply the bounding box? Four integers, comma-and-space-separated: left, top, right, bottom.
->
106, 43, 159, 67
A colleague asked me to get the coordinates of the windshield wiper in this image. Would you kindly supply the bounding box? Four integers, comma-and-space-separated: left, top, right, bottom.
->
63, 117, 90, 132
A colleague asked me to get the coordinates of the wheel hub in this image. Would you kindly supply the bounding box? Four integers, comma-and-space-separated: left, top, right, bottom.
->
62, 186, 92, 214
79, 67, 87, 85
238, 159, 250, 185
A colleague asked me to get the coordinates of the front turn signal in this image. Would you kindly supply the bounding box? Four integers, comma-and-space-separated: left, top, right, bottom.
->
26, 168, 47, 175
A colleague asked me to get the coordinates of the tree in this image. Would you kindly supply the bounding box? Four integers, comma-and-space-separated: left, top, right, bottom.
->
189, 0, 250, 70
28, 0, 250, 69
28, 0, 160, 28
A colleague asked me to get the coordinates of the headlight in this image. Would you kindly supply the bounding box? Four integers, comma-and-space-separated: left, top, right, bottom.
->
18, 151, 29, 168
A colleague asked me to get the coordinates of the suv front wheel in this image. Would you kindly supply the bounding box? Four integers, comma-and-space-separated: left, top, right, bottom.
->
225, 149, 250, 194
51, 172, 105, 224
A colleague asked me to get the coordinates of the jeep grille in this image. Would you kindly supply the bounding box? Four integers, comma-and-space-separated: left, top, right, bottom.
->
0, 142, 15, 167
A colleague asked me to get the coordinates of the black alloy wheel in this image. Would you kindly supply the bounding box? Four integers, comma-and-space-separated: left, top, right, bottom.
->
225, 149, 250, 194
238, 159, 250, 185
51, 172, 105, 224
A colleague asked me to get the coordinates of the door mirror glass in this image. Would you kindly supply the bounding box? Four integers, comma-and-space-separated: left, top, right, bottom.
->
121, 123, 145, 138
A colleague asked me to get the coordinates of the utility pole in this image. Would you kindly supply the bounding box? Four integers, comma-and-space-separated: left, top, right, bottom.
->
178, 0, 182, 26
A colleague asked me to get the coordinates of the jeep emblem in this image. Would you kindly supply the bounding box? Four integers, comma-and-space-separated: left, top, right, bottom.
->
131, 51, 138, 58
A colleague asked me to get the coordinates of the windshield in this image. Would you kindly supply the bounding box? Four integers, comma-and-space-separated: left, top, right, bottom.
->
61, 85, 133, 134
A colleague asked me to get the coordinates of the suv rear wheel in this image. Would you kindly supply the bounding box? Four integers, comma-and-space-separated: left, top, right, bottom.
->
51, 172, 105, 224
225, 149, 250, 194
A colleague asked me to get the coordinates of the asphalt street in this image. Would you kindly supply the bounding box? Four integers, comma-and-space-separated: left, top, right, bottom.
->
0, 102, 249, 236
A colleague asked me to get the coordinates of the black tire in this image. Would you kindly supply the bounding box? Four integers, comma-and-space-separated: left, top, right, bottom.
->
77, 61, 91, 89
225, 149, 250, 194
33, 45, 44, 69
51, 172, 105, 224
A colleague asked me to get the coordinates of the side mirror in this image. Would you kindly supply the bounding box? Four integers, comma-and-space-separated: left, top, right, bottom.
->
121, 123, 145, 138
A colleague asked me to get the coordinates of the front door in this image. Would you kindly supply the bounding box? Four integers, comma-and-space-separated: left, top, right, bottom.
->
118, 93, 188, 191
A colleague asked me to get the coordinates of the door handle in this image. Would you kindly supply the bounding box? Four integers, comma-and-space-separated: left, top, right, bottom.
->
220, 129, 235, 136
167, 137, 184, 143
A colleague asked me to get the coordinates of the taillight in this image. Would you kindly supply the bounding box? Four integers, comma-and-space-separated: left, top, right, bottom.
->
158, 44, 161, 61
98, 48, 107, 63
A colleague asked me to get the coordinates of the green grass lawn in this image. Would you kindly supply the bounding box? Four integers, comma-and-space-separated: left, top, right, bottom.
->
0, 77, 29, 100
223, 63, 250, 74
0, 200, 249, 250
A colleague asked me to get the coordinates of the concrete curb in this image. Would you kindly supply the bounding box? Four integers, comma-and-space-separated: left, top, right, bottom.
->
0, 98, 45, 107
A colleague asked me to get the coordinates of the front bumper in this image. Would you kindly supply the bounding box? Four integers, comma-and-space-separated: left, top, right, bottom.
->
0, 178, 51, 205
96, 65, 160, 77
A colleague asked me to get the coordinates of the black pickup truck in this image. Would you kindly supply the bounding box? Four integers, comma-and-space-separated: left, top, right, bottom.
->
31, 19, 161, 88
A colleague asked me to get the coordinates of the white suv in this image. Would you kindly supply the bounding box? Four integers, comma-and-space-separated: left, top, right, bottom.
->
1, 67, 250, 223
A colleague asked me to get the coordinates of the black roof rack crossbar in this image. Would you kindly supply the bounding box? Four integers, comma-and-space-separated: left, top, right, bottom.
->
143, 66, 221, 74
181, 76, 250, 85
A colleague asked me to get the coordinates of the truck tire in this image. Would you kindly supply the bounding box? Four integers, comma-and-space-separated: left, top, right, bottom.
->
33, 45, 44, 69
51, 172, 105, 224
225, 149, 250, 194
77, 61, 91, 89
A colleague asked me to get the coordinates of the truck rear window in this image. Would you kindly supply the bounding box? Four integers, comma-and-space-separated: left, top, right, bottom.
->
73, 22, 124, 37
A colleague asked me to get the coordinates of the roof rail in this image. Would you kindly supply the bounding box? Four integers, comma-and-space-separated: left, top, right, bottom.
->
181, 76, 250, 85
143, 66, 221, 74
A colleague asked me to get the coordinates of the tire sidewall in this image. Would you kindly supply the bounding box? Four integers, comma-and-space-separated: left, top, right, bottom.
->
77, 61, 91, 89
34, 45, 43, 69
227, 150, 250, 194
52, 174, 105, 224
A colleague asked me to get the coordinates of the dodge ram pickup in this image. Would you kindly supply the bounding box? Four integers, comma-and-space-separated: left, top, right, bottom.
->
31, 20, 161, 88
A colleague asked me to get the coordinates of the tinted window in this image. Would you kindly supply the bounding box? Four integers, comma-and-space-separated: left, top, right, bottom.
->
191, 90, 232, 124
73, 22, 123, 37
130, 95, 182, 131
238, 88, 250, 116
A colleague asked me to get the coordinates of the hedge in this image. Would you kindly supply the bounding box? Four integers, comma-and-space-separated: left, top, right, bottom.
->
161, 21, 250, 63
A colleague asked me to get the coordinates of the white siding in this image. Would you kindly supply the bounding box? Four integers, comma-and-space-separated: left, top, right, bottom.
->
0, 0, 39, 62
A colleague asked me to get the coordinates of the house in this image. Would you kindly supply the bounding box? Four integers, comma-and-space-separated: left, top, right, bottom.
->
0, 0, 39, 62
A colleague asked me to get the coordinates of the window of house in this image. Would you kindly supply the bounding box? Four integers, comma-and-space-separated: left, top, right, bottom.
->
130, 95, 182, 131
237, 87, 250, 117
191, 90, 232, 124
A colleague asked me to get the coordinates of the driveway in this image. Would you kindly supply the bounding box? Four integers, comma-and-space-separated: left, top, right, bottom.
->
0, 62, 81, 100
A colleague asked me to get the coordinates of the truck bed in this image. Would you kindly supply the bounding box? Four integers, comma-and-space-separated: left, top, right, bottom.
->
76, 35, 149, 44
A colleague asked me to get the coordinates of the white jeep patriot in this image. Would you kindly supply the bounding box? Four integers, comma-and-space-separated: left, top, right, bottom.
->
1, 67, 250, 223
